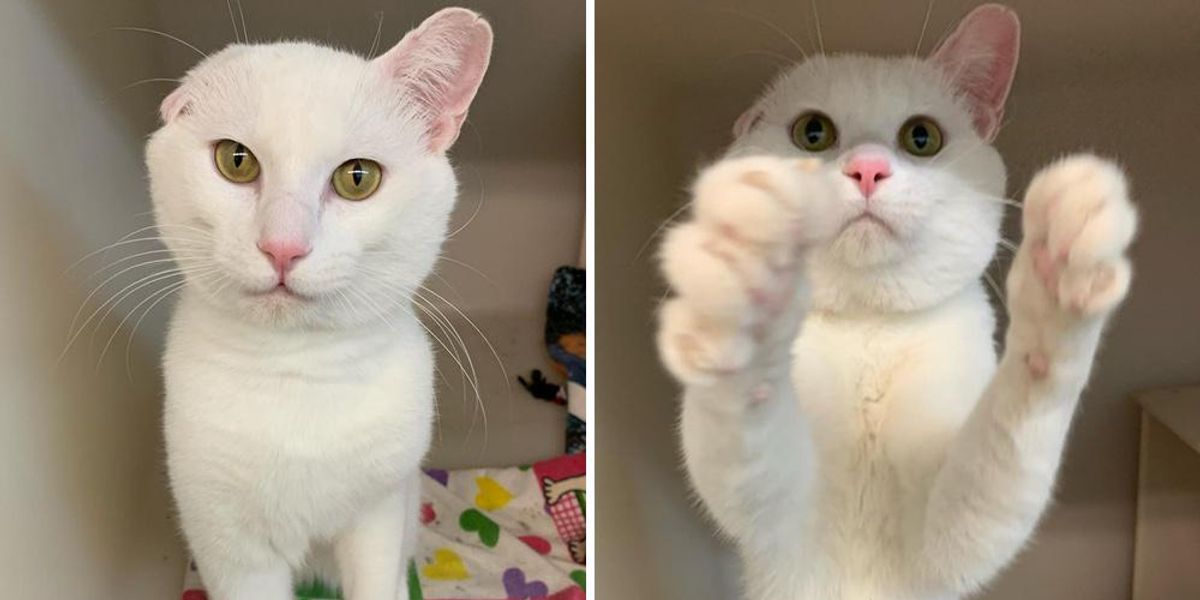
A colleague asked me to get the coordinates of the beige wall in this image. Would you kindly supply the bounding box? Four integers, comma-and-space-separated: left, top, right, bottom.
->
427, 160, 586, 469
597, 1, 1200, 598
0, 0, 581, 597
146, 1, 588, 471
596, 60, 742, 600
0, 0, 185, 597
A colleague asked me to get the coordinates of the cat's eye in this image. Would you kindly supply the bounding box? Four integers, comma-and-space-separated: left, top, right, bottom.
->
898, 116, 944, 157
213, 139, 261, 183
790, 111, 838, 152
332, 159, 383, 201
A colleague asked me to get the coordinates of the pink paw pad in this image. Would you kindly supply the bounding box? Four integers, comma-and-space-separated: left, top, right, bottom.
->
1032, 243, 1059, 297
750, 383, 772, 405
1025, 352, 1049, 380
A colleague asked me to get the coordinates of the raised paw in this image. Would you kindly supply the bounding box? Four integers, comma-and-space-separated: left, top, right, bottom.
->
1011, 154, 1138, 318
656, 156, 838, 385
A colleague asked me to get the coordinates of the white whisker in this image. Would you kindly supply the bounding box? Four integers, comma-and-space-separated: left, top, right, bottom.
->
225, 0, 242, 44
633, 201, 692, 264
983, 271, 1008, 312
87, 265, 218, 349
67, 257, 198, 342
914, 0, 936, 55
113, 27, 207, 59
716, 8, 809, 61
122, 77, 184, 91
416, 286, 509, 396
810, 0, 826, 55
436, 255, 497, 289
367, 11, 385, 59
235, 0, 248, 43
100, 277, 188, 372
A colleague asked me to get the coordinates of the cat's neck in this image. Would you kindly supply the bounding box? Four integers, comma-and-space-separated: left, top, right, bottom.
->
170, 289, 421, 369
809, 278, 994, 324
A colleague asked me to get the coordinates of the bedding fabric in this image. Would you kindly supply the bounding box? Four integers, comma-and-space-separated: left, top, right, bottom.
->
180, 453, 587, 600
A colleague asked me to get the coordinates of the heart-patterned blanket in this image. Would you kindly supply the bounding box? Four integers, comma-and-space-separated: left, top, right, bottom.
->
179, 453, 586, 600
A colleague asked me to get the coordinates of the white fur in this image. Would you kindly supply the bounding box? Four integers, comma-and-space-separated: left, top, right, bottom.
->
656, 54, 1137, 599
148, 10, 489, 600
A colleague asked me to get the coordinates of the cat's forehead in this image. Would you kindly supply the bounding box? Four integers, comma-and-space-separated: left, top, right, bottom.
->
192, 42, 370, 98
178, 42, 421, 158
762, 55, 967, 132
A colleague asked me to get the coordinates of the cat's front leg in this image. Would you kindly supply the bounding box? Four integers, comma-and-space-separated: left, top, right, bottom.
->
657, 155, 839, 547
334, 478, 419, 600
915, 154, 1137, 594
187, 532, 294, 600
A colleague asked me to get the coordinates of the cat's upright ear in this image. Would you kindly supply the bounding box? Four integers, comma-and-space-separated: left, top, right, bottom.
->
930, 4, 1020, 141
375, 8, 493, 154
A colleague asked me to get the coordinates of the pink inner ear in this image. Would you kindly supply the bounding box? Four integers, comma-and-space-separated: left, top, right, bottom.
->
159, 86, 191, 123
732, 106, 763, 139
930, 4, 1020, 141
375, 8, 493, 153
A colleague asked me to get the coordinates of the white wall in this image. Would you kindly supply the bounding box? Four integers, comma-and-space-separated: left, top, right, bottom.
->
597, 1, 1200, 598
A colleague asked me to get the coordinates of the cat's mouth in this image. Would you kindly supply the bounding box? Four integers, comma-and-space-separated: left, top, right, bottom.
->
251, 283, 309, 301
842, 212, 896, 236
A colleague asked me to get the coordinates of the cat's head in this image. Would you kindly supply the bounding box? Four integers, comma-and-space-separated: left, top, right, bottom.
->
730, 4, 1019, 313
146, 8, 491, 329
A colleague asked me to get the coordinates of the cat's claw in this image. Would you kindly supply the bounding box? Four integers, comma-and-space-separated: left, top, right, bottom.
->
1011, 154, 1138, 319
658, 156, 837, 386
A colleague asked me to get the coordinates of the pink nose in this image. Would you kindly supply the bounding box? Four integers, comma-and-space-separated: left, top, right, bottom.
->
257, 239, 310, 280
842, 156, 893, 199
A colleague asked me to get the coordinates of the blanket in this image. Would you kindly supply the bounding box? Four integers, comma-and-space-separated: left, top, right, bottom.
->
180, 454, 586, 600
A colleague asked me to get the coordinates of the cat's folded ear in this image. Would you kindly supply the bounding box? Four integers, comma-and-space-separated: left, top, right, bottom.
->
930, 4, 1020, 142
375, 7, 493, 154
732, 102, 764, 139
159, 85, 191, 124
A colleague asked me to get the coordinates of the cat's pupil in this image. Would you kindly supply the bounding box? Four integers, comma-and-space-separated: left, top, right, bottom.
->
805, 119, 824, 144
233, 145, 245, 168
911, 125, 929, 149
352, 161, 363, 186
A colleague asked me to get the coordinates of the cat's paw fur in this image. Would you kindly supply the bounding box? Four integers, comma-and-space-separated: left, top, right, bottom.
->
657, 156, 838, 386
1009, 154, 1138, 320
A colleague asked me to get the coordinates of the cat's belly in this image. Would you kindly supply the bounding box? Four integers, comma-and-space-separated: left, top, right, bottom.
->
749, 483, 966, 600
764, 296, 997, 599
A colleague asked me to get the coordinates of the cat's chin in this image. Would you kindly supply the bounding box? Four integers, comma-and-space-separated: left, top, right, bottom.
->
184, 282, 329, 329
827, 217, 907, 267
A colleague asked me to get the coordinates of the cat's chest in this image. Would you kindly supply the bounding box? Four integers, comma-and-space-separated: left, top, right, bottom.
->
162, 306, 436, 511
791, 306, 993, 476
793, 319, 921, 436
164, 357, 432, 536
165, 355, 433, 462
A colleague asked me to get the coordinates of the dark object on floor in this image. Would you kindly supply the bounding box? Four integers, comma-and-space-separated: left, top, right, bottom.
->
518, 369, 564, 404
520, 266, 587, 455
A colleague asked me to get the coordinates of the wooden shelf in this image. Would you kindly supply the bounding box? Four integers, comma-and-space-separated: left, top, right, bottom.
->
1132, 385, 1200, 600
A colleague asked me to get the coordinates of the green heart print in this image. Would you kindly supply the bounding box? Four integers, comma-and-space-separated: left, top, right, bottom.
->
459, 508, 501, 548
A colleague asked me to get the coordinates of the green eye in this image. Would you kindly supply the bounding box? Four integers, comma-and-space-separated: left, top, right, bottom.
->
898, 116, 944, 157
791, 111, 838, 151
332, 159, 383, 201
214, 139, 260, 183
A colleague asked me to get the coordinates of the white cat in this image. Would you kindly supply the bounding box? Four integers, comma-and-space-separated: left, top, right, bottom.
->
656, 5, 1137, 599
146, 8, 491, 600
